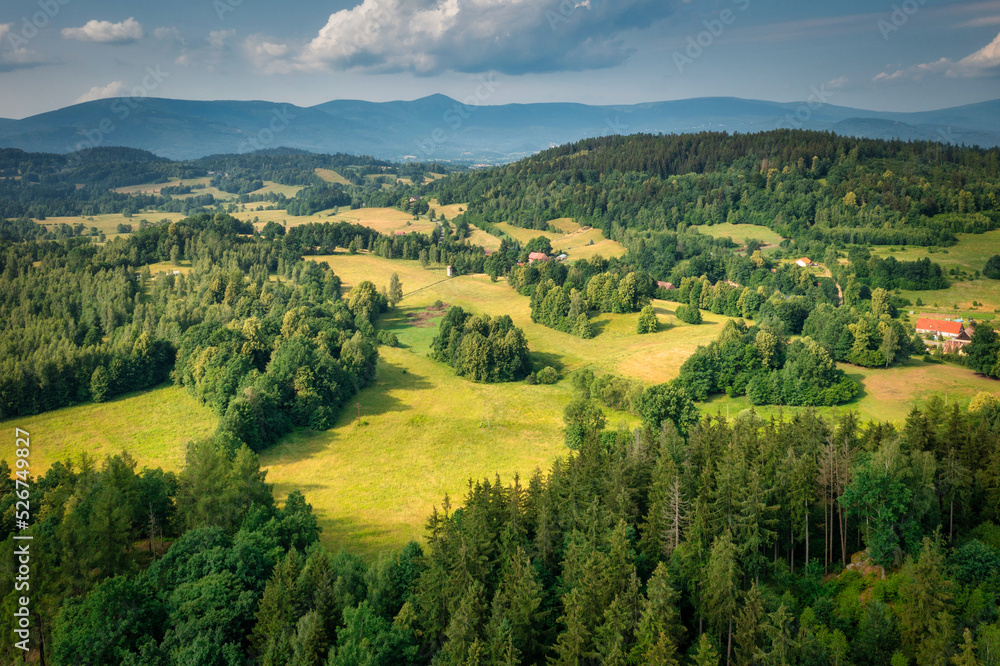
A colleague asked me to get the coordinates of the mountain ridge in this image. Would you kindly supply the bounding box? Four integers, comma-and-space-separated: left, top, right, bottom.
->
1, 95, 997, 162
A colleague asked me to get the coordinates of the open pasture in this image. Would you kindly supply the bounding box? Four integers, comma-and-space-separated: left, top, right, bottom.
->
693, 222, 786, 247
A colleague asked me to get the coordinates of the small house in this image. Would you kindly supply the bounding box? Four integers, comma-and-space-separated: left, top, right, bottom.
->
656, 281, 676, 291
915, 318, 964, 339
528, 252, 550, 263
795, 257, 812, 268
555, 254, 568, 262
446, 266, 454, 277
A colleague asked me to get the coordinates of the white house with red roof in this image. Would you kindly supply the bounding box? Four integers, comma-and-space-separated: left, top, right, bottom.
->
915, 317, 965, 339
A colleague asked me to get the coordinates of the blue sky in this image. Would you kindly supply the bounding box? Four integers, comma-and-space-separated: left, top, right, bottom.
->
1, 0, 999, 118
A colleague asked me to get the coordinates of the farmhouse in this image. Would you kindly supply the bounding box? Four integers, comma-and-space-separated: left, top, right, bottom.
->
528, 252, 550, 263
915, 317, 965, 339
656, 281, 676, 291
795, 257, 814, 268
944, 327, 975, 354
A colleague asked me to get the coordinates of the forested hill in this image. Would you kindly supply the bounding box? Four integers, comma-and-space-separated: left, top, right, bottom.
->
429, 130, 1000, 248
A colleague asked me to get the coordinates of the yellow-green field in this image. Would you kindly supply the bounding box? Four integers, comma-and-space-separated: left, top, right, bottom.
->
872, 229, 1000, 274
311, 253, 715, 383
466, 228, 503, 252
11, 250, 999, 555
232, 206, 437, 237
426, 199, 466, 221
871, 230, 1000, 314
328, 207, 437, 236
701, 360, 1000, 424
492, 221, 627, 260
693, 222, 786, 246
315, 168, 351, 185
0, 386, 216, 475
260, 348, 574, 554
36, 212, 189, 238
112, 177, 211, 196
114, 177, 301, 201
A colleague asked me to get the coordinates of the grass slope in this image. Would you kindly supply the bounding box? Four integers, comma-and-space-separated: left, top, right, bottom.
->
0, 385, 217, 475
693, 222, 785, 246
700, 359, 1000, 423
871, 230, 1000, 314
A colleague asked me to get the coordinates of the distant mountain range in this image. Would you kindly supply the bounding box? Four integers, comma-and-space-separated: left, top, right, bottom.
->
1, 94, 997, 163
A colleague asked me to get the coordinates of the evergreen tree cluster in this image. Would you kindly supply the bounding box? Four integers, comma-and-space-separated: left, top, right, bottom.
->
429, 306, 532, 382
3, 380, 1000, 665
679, 320, 860, 406
428, 131, 1000, 249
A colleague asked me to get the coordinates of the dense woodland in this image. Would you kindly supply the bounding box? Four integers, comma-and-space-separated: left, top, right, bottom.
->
2, 399, 999, 664
2, 132, 1000, 664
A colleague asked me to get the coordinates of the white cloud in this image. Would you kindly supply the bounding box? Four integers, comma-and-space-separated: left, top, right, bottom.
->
75, 81, 127, 103
874, 30, 1000, 82
275, 0, 676, 75
62, 17, 144, 44
208, 29, 236, 49
153, 27, 185, 43
244, 35, 292, 73
956, 15, 1000, 28
176, 30, 237, 72
0, 23, 50, 72
827, 75, 850, 90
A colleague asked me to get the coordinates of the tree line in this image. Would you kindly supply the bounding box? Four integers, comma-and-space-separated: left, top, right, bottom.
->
4, 395, 998, 664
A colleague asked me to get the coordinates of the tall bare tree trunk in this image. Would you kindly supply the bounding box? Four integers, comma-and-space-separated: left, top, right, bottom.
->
727, 618, 733, 666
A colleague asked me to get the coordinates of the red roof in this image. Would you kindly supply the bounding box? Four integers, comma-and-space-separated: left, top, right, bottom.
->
528, 252, 550, 262
915, 318, 964, 335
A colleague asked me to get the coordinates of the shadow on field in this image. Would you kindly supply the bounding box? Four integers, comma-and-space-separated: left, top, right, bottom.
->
591, 318, 611, 336
321, 516, 409, 554
531, 351, 565, 372
844, 372, 869, 405
355, 362, 435, 419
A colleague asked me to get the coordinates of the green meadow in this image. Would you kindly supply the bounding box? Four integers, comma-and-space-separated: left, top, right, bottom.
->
7, 250, 999, 554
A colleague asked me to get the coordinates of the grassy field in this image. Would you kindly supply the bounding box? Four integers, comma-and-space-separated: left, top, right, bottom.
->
693, 222, 785, 246
329, 208, 437, 236
235, 207, 438, 236
314, 253, 720, 384
260, 347, 575, 554
113, 177, 301, 201
871, 229, 1000, 274
700, 359, 1000, 423
112, 177, 211, 196
492, 221, 627, 260
0, 385, 217, 475
14, 250, 998, 555
871, 229, 1000, 314
426, 199, 466, 221
315, 168, 351, 185
36, 212, 189, 239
